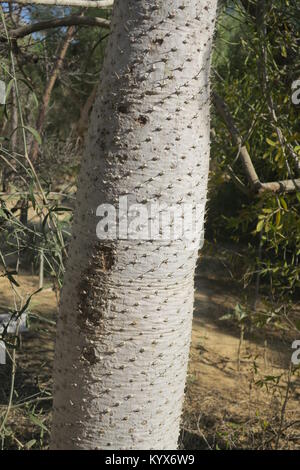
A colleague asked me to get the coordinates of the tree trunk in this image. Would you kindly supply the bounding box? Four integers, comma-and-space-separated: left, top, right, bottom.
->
29, 25, 76, 162
51, 0, 217, 450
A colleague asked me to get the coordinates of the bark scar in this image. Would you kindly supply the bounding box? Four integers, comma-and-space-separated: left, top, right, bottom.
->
77, 243, 115, 328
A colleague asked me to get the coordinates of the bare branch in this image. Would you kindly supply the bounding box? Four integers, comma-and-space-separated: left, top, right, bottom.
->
29, 25, 76, 162
259, 180, 300, 194
2, 0, 114, 8
8, 15, 110, 39
75, 82, 98, 145
213, 92, 300, 195
226, 165, 251, 196
212, 91, 260, 191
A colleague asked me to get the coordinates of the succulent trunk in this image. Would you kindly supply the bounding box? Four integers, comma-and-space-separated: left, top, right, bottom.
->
51, 0, 217, 450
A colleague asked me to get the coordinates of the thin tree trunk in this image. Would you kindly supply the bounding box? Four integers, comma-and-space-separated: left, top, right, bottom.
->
51, 0, 217, 450
11, 85, 18, 153
74, 82, 98, 146
9, 16, 110, 39
29, 25, 76, 162
39, 248, 44, 289
2, 84, 18, 192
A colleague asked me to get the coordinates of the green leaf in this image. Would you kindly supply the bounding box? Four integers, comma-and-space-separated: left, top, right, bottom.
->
219, 313, 234, 321
5, 79, 14, 101
1, 269, 20, 287
281, 45, 287, 57
280, 197, 288, 211
31, 92, 39, 109
0, 208, 8, 219
256, 219, 264, 232
23, 126, 42, 145
266, 138, 277, 147
7, 273, 20, 287
28, 414, 49, 433
51, 206, 72, 213
25, 439, 37, 450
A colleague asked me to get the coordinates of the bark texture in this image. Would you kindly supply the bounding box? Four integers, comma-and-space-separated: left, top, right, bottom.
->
51, 0, 217, 450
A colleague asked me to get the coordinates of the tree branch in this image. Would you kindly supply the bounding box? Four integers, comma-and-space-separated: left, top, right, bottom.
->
8, 15, 110, 39
29, 25, 76, 162
258, 180, 300, 194
212, 91, 260, 191
2, 0, 114, 8
212, 92, 300, 195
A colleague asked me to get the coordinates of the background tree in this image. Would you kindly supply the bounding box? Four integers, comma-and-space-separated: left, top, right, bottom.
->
210, 0, 300, 326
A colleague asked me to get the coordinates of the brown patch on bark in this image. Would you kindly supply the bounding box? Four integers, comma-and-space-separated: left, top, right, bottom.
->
82, 345, 98, 365
118, 103, 130, 114
97, 243, 115, 271
77, 243, 115, 328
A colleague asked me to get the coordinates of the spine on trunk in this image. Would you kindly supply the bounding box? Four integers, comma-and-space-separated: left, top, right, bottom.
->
51, 0, 217, 450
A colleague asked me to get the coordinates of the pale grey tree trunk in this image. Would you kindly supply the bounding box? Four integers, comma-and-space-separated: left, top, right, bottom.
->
51, 0, 217, 450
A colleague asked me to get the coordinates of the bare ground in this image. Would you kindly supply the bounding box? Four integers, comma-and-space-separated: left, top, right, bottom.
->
0, 252, 299, 450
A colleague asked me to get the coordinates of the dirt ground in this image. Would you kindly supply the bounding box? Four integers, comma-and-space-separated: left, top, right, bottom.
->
0, 252, 299, 450
182, 254, 300, 449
